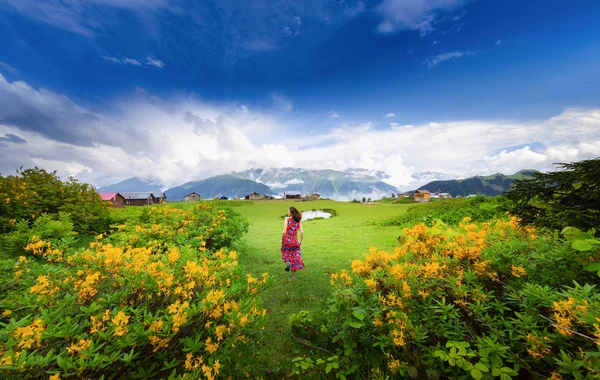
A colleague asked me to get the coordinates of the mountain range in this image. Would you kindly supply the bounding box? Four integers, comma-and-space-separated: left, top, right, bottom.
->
97, 168, 538, 201
417, 170, 538, 197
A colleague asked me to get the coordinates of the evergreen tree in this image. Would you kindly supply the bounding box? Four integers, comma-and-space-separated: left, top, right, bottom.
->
505, 158, 600, 231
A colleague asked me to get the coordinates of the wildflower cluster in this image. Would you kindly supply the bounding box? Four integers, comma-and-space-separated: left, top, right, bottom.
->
0, 203, 266, 379
292, 219, 600, 379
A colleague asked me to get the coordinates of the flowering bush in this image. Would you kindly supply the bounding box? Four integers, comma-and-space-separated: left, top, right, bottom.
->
0, 167, 112, 234
291, 219, 600, 379
379, 196, 510, 227
0, 203, 266, 379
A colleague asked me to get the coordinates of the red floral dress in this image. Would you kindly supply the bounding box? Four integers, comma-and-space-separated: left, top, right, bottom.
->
281, 217, 305, 272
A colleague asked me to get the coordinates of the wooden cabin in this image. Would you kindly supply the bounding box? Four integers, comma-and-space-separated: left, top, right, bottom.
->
98, 192, 125, 208
121, 192, 157, 206
184, 192, 202, 201
245, 192, 261, 200
152, 192, 166, 203
284, 191, 302, 200
413, 190, 431, 203
304, 192, 321, 200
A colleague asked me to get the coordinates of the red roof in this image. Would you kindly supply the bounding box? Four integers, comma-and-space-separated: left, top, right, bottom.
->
99, 192, 119, 201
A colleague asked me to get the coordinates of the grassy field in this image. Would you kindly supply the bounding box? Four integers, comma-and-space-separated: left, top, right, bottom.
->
206, 199, 417, 376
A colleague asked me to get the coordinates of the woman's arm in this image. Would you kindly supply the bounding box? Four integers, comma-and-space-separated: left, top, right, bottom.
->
282, 218, 288, 240
299, 222, 304, 243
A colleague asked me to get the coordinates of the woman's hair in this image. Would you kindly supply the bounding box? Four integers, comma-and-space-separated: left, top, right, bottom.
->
289, 207, 302, 223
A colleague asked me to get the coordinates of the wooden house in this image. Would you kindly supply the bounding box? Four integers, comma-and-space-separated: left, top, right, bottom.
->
121, 192, 156, 206
304, 192, 321, 200
152, 192, 166, 203
413, 190, 431, 203
184, 192, 202, 201
98, 192, 125, 208
284, 191, 302, 200
245, 192, 261, 200
213, 194, 228, 200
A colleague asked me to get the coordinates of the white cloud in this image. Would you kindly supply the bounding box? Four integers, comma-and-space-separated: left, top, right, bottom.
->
425, 50, 475, 68
103, 56, 121, 64
244, 40, 276, 52
271, 93, 293, 112
376, 0, 466, 35
0, 61, 18, 75
145, 56, 165, 68
386, 112, 396, 117
329, 111, 340, 118
0, 0, 170, 36
104, 56, 162, 68
1, 74, 599, 191
123, 58, 141, 66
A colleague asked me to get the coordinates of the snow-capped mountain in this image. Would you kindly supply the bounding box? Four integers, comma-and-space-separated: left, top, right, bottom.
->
232, 168, 399, 201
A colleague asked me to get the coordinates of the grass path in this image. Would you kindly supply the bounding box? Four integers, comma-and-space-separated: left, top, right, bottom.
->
233, 200, 415, 376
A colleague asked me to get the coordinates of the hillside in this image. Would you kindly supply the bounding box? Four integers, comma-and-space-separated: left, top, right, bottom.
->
164, 175, 273, 200
96, 177, 163, 193
417, 169, 538, 197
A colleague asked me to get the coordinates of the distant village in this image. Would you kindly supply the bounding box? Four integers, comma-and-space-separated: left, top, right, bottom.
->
96, 190, 322, 208
97, 189, 461, 208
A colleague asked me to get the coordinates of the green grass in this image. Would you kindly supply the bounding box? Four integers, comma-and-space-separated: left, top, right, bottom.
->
219, 199, 417, 376
110, 199, 418, 375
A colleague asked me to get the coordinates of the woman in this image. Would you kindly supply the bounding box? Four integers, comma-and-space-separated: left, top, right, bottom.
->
281, 206, 305, 275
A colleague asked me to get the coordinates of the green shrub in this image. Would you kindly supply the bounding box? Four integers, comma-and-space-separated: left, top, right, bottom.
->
1, 213, 76, 256
291, 220, 600, 379
0, 167, 112, 235
379, 196, 510, 227
0, 204, 265, 379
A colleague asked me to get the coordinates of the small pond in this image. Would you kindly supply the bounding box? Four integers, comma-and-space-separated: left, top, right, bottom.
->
302, 210, 332, 220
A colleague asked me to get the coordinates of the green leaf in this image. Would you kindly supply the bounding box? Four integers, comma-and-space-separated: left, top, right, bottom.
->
474, 362, 490, 372
407, 366, 418, 378
470, 368, 483, 380
584, 262, 600, 272
352, 308, 366, 321
348, 319, 364, 329
572, 240, 593, 251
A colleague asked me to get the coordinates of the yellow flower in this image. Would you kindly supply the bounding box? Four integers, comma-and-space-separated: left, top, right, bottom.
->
511, 265, 527, 278
149, 319, 163, 333
49, 374, 61, 380
112, 311, 130, 337
2, 309, 12, 317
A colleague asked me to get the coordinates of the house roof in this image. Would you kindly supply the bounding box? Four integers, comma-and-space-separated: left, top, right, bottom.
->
152, 192, 165, 198
186, 192, 202, 197
306, 192, 320, 196
121, 192, 155, 200
245, 192, 260, 196
98, 192, 120, 201
415, 190, 430, 194
285, 191, 301, 196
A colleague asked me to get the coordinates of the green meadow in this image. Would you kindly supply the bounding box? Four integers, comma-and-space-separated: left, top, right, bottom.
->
183, 199, 417, 375
111, 199, 417, 375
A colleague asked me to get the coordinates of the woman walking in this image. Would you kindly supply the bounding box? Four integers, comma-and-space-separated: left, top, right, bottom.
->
281, 206, 305, 276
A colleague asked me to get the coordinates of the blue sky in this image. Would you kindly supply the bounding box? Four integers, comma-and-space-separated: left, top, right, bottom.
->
1, 0, 599, 189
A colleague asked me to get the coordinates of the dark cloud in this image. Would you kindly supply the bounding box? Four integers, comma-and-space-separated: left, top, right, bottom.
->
0, 133, 27, 144
0, 74, 150, 150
